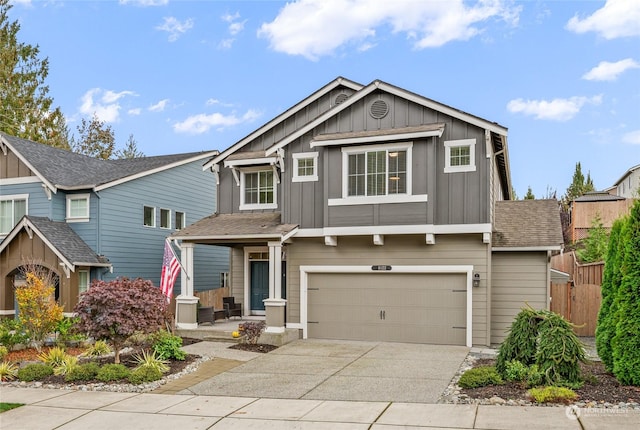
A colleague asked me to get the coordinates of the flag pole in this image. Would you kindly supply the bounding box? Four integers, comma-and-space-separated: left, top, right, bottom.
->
165, 238, 190, 280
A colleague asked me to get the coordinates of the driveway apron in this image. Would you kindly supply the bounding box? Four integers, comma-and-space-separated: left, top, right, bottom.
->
183, 339, 469, 403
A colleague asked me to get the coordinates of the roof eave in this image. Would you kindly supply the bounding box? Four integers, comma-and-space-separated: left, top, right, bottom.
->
0, 134, 58, 194
492, 245, 563, 252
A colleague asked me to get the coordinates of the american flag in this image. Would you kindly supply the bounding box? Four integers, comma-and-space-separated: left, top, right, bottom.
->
160, 240, 180, 302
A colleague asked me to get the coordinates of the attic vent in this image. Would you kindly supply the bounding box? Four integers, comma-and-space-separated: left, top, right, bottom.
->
369, 100, 389, 119
335, 93, 349, 105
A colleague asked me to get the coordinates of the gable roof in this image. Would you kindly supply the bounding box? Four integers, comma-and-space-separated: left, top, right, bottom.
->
0, 216, 111, 273
493, 199, 563, 250
574, 191, 626, 202
612, 163, 640, 187
0, 132, 218, 193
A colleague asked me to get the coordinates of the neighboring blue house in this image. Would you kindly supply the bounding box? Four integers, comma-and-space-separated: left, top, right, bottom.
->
0, 132, 229, 315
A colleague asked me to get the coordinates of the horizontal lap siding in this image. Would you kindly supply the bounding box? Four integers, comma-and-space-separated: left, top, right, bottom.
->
286, 234, 489, 345
491, 252, 548, 344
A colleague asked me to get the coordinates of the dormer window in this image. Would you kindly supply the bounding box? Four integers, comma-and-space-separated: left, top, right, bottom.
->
66, 194, 90, 222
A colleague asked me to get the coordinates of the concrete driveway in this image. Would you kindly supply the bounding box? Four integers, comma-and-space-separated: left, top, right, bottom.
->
183, 339, 469, 403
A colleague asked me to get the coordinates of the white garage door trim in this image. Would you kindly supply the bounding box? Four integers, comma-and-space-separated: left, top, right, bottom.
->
299, 265, 474, 347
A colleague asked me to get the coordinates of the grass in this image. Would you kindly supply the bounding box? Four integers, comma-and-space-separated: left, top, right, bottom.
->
0, 402, 24, 413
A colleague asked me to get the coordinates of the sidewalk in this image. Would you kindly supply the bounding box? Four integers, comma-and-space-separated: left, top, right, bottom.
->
1, 387, 638, 429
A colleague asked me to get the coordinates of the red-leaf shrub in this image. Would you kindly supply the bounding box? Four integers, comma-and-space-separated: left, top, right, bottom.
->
73, 278, 168, 363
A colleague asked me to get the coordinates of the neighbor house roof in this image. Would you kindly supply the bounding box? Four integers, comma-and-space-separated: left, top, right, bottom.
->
171, 212, 298, 242
493, 199, 563, 250
612, 163, 640, 187
0, 216, 111, 274
573, 191, 626, 202
0, 132, 218, 193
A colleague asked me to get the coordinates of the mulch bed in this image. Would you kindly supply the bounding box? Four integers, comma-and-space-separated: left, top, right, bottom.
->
229, 343, 279, 353
461, 359, 640, 404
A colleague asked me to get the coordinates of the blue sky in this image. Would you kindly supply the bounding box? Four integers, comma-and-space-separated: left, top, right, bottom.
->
8, 0, 640, 198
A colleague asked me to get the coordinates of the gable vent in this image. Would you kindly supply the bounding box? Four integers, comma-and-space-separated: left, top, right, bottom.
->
369, 100, 389, 119
335, 93, 349, 105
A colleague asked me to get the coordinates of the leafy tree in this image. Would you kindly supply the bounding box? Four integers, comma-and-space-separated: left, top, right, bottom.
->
611, 199, 640, 385
596, 217, 626, 371
15, 272, 63, 351
115, 134, 145, 159
0, 0, 68, 148
576, 213, 610, 263
71, 114, 116, 159
73, 278, 169, 363
524, 186, 535, 200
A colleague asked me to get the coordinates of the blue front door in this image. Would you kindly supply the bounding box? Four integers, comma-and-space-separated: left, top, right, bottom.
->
250, 261, 269, 311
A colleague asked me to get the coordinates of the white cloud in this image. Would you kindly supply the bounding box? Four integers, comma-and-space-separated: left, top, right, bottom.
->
173, 110, 261, 134
119, 0, 168, 6
149, 98, 170, 112
218, 39, 235, 50
128, 108, 142, 116
506, 95, 602, 121
566, 0, 640, 39
156, 16, 194, 42
229, 20, 247, 36
257, 0, 521, 60
221, 12, 240, 23
79, 88, 136, 123
622, 130, 640, 145
582, 58, 640, 81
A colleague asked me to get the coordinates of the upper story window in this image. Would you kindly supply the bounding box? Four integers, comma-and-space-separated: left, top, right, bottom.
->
160, 208, 171, 229
292, 152, 318, 182
143, 206, 155, 227
240, 168, 277, 210
0, 195, 27, 235
345, 143, 410, 197
66, 194, 90, 223
444, 139, 476, 173
175, 211, 186, 230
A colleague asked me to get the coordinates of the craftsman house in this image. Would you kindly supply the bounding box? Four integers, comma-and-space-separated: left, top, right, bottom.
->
172, 77, 563, 346
0, 132, 229, 315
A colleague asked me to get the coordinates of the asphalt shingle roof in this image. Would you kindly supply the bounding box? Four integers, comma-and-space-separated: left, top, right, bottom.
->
574, 192, 626, 202
1, 132, 211, 189
172, 212, 297, 241
493, 199, 563, 249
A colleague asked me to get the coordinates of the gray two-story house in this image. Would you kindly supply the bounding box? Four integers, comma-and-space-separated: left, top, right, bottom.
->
0, 132, 229, 315
173, 77, 563, 346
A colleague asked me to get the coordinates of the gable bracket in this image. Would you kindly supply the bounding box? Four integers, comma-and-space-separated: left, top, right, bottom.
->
271, 164, 280, 184
41, 184, 53, 200
211, 164, 220, 185
231, 168, 240, 186
25, 225, 33, 239
59, 262, 72, 279
0, 140, 7, 156
276, 148, 285, 173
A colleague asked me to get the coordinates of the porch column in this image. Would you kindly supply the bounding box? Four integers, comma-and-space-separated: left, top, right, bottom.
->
175, 242, 199, 329
264, 241, 286, 333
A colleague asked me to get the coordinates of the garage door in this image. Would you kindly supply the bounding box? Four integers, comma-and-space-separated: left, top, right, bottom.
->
307, 272, 467, 345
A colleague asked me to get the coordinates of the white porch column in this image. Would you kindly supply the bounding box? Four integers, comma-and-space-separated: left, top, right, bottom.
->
264, 241, 286, 333
175, 242, 199, 329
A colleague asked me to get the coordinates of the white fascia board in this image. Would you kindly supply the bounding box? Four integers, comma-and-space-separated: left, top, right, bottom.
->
310, 129, 443, 148
95, 151, 219, 192
203, 78, 365, 170
492, 246, 563, 252
223, 157, 277, 168
75, 262, 112, 268
0, 135, 57, 194
376, 82, 508, 136
172, 233, 286, 242
0, 177, 41, 186
291, 224, 492, 238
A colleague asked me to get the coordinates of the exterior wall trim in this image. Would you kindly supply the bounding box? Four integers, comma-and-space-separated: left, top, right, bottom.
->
0, 177, 41, 185
293, 224, 493, 238
492, 246, 562, 251
299, 265, 474, 347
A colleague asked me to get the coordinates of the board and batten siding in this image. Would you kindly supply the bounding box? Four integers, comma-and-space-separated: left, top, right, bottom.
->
286, 234, 490, 346
490, 252, 549, 344
95, 160, 228, 293
0, 149, 36, 179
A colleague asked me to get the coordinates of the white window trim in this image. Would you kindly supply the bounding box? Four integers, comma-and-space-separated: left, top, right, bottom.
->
240, 167, 278, 210
292, 152, 319, 182
176, 211, 186, 230
66, 193, 90, 223
143, 205, 156, 228
339, 142, 414, 203
160, 208, 171, 230
444, 138, 476, 173
0, 194, 28, 235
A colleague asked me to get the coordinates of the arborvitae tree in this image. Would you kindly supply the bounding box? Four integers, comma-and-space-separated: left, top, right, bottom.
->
576, 213, 610, 263
0, 0, 68, 148
562, 162, 596, 208
611, 199, 640, 385
595, 217, 625, 371
524, 186, 535, 200
115, 134, 145, 159
71, 114, 116, 159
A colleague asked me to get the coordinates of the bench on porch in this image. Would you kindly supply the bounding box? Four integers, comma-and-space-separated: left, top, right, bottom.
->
197, 306, 227, 325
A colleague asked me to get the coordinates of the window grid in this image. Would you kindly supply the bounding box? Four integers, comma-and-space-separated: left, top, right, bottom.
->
297, 158, 315, 177
348, 150, 407, 197
450, 146, 471, 167
244, 171, 274, 205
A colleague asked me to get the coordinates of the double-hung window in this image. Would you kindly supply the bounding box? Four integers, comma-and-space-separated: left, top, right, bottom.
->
66, 194, 90, 222
344, 143, 410, 198
444, 139, 476, 173
240, 169, 277, 210
0, 195, 27, 235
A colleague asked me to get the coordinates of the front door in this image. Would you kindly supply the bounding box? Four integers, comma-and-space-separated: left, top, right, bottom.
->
250, 261, 269, 312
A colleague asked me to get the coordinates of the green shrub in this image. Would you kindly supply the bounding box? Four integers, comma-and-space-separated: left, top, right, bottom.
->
151, 330, 185, 361
526, 364, 544, 388
0, 361, 19, 381
17, 363, 53, 381
133, 350, 169, 373
128, 366, 163, 384
38, 346, 69, 367
82, 340, 112, 357
0, 345, 8, 360
458, 366, 503, 388
65, 362, 100, 382
96, 364, 130, 382
528, 386, 577, 404
53, 355, 79, 376
504, 360, 528, 382
0, 319, 28, 349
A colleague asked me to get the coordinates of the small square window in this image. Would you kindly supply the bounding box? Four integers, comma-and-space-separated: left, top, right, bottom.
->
444, 139, 476, 173
66, 194, 90, 222
292, 152, 318, 182
176, 211, 185, 230
143, 206, 155, 227
160, 209, 171, 229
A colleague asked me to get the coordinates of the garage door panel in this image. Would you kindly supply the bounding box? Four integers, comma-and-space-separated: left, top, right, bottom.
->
307, 272, 467, 345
